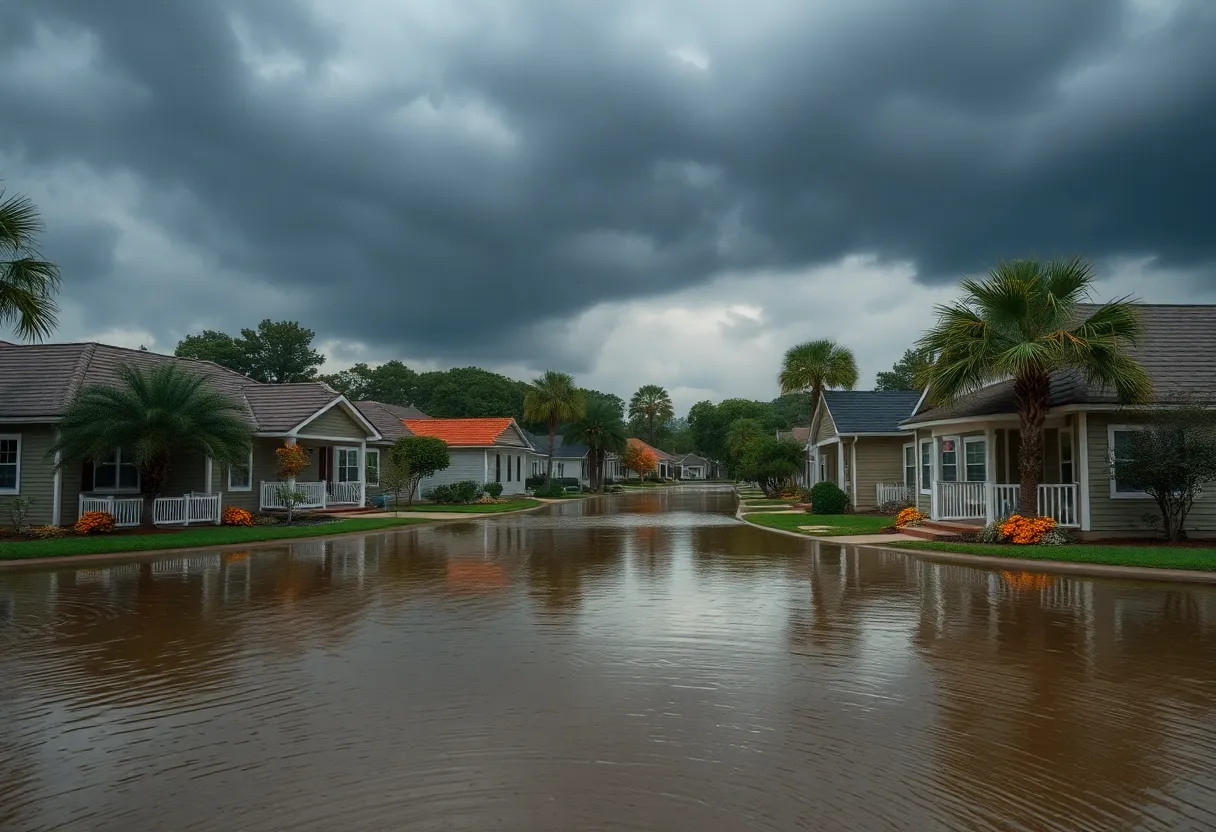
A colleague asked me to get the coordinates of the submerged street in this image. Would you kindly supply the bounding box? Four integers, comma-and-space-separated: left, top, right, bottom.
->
2, 487, 1215, 831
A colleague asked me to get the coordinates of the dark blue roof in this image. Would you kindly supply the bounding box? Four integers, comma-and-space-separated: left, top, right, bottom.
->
822, 390, 921, 434
524, 431, 589, 458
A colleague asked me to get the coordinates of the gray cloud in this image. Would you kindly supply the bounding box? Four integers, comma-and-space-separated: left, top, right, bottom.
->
1, 0, 1213, 371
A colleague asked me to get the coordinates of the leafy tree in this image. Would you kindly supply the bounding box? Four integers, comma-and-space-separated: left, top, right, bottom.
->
726, 418, 766, 461
687, 398, 775, 461
622, 442, 658, 481
875, 348, 934, 392
582, 389, 626, 421
175, 319, 325, 383
391, 436, 451, 508
524, 370, 586, 482
321, 360, 418, 405
1, 182, 61, 341
1113, 402, 1216, 541
736, 436, 805, 497
769, 392, 811, 429
628, 385, 675, 445
920, 258, 1151, 516
413, 367, 532, 421
175, 329, 248, 372
51, 364, 252, 527
563, 399, 629, 490
779, 339, 859, 427
378, 445, 413, 512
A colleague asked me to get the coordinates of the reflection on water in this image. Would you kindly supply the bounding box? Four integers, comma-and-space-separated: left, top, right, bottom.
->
2, 487, 1215, 831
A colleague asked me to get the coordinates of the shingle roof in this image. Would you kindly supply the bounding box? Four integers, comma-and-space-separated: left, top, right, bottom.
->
403, 418, 514, 446
242, 383, 345, 432
524, 431, 589, 458
822, 390, 922, 434
904, 305, 1216, 425
777, 426, 811, 445
355, 401, 430, 442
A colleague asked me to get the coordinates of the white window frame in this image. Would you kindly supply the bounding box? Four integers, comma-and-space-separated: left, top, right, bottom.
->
0, 434, 21, 494
1059, 428, 1074, 484
228, 450, 253, 491
902, 443, 915, 491
335, 446, 361, 483
93, 447, 141, 493
919, 440, 933, 494
1108, 424, 1151, 499
939, 435, 961, 483
365, 449, 380, 486
962, 436, 987, 483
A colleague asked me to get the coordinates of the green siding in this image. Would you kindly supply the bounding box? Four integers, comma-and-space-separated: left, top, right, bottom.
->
853, 436, 907, 510
297, 405, 369, 440
2, 426, 58, 526
1085, 412, 1216, 534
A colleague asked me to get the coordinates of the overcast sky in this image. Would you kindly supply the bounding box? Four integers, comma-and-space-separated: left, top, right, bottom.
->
2, 0, 1213, 413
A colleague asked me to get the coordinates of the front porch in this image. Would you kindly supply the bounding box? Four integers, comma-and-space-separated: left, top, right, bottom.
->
79, 493, 224, 528
259, 479, 366, 511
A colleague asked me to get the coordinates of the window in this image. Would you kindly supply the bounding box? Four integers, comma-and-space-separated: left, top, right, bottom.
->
94, 448, 140, 491
0, 436, 20, 493
506, 453, 512, 482
940, 438, 959, 482
365, 450, 380, 486
517, 456, 521, 482
228, 450, 253, 491
964, 438, 986, 482
495, 453, 502, 483
1059, 429, 1074, 484
556, 461, 565, 478
581, 459, 589, 480
920, 440, 932, 493
903, 444, 916, 490
818, 450, 826, 484
335, 448, 360, 482
1109, 425, 1149, 497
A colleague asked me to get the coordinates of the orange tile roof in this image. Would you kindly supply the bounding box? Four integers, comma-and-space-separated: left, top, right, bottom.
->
628, 437, 675, 461
403, 417, 514, 446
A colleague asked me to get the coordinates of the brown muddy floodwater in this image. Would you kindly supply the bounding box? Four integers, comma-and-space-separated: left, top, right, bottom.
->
2, 487, 1216, 831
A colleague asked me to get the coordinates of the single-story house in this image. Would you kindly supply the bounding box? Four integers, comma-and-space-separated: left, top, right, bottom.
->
900, 304, 1216, 537
0, 342, 387, 527
524, 432, 591, 485
674, 453, 713, 479
402, 418, 534, 497
806, 390, 922, 510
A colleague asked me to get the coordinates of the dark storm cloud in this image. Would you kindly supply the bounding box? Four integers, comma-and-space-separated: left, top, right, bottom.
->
1, 0, 1213, 361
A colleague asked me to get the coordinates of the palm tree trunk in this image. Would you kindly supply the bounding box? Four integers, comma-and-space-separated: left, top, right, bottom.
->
1014, 374, 1049, 517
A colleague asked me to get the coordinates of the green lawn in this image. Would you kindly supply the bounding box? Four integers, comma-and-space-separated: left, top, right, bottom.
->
744, 512, 893, 537
402, 498, 541, 513
0, 517, 431, 561
890, 541, 1216, 572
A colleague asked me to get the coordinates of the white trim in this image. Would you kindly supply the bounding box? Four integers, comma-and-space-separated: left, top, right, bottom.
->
905, 413, 1022, 430
228, 450, 253, 491
919, 438, 933, 495
52, 447, 62, 525
836, 441, 846, 490
205, 455, 214, 493
902, 442, 916, 491
962, 435, 988, 483
91, 447, 141, 493
910, 385, 931, 418
984, 427, 996, 488
939, 435, 962, 483
850, 439, 858, 500
1077, 413, 1091, 531
365, 448, 380, 486
0, 416, 60, 424
815, 437, 841, 448
286, 395, 382, 440
1107, 423, 1153, 500
0, 433, 22, 494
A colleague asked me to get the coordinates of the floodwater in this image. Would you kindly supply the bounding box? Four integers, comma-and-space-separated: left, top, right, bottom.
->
2, 488, 1215, 831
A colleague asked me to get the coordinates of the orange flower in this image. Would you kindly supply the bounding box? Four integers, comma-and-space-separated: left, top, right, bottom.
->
896, 507, 927, 527
74, 511, 116, 535
999, 514, 1056, 545
274, 443, 309, 479
222, 506, 254, 527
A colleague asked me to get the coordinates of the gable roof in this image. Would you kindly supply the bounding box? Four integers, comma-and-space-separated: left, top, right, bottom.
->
243, 384, 355, 433
820, 390, 922, 434
355, 400, 430, 442
904, 304, 1216, 426
628, 437, 675, 461
403, 417, 517, 447
777, 426, 811, 445
676, 453, 710, 466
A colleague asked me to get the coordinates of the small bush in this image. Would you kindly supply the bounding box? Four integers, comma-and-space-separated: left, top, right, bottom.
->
809, 481, 850, 515
1039, 525, 1074, 546
1000, 514, 1056, 545
222, 506, 254, 526
424, 484, 455, 504
525, 475, 547, 490
484, 482, 504, 499
604, 484, 624, 493
451, 480, 484, 504
878, 499, 913, 516
75, 511, 116, 535
30, 525, 67, 540
536, 482, 567, 498
895, 507, 927, 528
977, 520, 1006, 544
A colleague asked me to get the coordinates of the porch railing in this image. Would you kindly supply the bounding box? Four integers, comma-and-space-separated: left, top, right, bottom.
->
876, 483, 912, 506
1038, 484, 1078, 527
990, 484, 1019, 519
153, 492, 222, 526
327, 480, 365, 506
260, 480, 328, 510
937, 481, 987, 520
79, 495, 143, 528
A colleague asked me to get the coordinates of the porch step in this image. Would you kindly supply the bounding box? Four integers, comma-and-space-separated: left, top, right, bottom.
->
922, 519, 983, 534
900, 525, 959, 541
903, 519, 982, 541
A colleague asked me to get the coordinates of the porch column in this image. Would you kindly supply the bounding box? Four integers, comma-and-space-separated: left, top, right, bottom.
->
358, 439, 367, 505
930, 436, 940, 519
1076, 412, 1091, 531
204, 455, 214, 494
850, 439, 858, 501
52, 448, 62, 526
984, 427, 996, 521
285, 437, 298, 503
836, 441, 845, 491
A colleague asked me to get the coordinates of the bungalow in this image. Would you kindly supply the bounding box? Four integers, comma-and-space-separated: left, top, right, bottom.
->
524, 432, 591, 486
0, 342, 385, 527
806, 390, 922, 510
900, 304, 1216, 537
402, 418, 534, 497
674, 453, 713, 480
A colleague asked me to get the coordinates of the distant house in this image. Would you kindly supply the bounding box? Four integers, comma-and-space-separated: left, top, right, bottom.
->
807, 390, 922, 510
899, 305, 1216, 536
402, 418, 534, 496
674, 453, 712, 479
606, 438, 676, 480
524, 432, 590, 485
777, 427, 811, 484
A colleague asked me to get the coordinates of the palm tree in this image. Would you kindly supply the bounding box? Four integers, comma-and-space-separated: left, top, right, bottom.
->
51, 364, 253, 527
523, 370, 586, 483
1, 184, 61, 340
563, 399, 629, 490
628, 384, 675, 444
779, 339, 859, 427
918, 258, 1151, 516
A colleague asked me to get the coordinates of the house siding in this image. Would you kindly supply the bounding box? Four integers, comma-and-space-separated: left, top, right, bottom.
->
1085, 412, 1216, 534
296, 406, 369, 440
419, 448, 528, 497
815, 410, 838, 443
3, 426, 59, 526
852, 436, 907, 510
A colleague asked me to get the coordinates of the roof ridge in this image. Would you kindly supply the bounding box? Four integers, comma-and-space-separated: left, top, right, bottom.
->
62, 343, 99, 409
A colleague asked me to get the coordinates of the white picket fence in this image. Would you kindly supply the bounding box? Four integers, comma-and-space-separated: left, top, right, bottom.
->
875, 483, 912, 506
260, 480, 328, 510
934, 482, 1079, 527
327, 480, 364, 506
79, 492, 223, 527
79, 495, 143, 528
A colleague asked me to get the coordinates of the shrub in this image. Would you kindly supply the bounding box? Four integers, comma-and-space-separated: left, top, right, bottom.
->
425, 484, 456, 504
484, 482, 504, 499
536, 482, 567, 498
778, 484, 801, 498
895, 507, 927, 528
222, 506, 254, 526
604, 484, 624, 493
977, 520, 1006, 544
274, 443, 309, 479
809, 481, 849, 514
1039, 525, 1073, 546
525, 475, 547, 490
451, 480, 484, 504
30, 525, 67, 540
5, 496, 34, 535
75, 511, 116, 535
1000, 514, 1056, 545
252, 513, 280, 526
